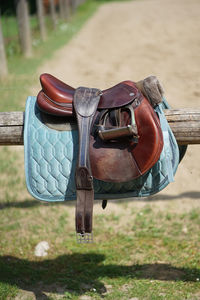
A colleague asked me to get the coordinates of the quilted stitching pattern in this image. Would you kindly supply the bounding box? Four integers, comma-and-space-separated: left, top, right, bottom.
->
24, 97, 179, 202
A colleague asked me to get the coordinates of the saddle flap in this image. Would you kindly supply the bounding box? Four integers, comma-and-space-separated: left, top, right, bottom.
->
90, 97, 164, 182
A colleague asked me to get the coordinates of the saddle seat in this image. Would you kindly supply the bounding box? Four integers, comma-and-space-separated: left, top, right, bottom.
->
38, 73, 141, 116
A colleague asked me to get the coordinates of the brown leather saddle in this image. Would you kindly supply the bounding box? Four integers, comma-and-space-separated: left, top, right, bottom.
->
37, 73, 163, 242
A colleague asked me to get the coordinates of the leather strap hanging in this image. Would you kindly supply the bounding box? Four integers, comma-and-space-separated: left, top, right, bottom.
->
73, 87, 101, 243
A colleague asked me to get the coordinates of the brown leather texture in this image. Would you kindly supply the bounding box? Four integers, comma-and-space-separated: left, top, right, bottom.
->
37, 73, 163, 183
40, 73, 75, 104
37, 74, 141, 115
36, 73, 164, 237
98, 80, 140, 109
73, 87, 101, 190
76, 189, 94, 233
73, 87, 101, 234
37, 91, 74, 116
90, 97, 163, 182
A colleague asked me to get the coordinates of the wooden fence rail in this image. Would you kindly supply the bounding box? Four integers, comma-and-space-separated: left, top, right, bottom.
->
0, 108, 200, 146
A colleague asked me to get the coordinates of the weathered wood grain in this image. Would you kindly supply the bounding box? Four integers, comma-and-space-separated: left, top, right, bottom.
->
0, 109, 200, 145
164, 109, 200, 144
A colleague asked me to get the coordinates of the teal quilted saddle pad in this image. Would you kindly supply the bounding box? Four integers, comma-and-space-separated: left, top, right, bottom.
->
24, 96, 181, 202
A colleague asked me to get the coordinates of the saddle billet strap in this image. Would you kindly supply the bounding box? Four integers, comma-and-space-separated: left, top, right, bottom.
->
73, 87, 101, 243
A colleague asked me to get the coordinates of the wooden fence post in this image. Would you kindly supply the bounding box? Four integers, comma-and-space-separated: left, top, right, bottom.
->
36, 0, 46, 41
63, 0, 71, 20
0, 17, 8, 79
58, 0, 65, 19
16, 0, 32, 57
49, 0, 57, 29
70, 0, 77, 14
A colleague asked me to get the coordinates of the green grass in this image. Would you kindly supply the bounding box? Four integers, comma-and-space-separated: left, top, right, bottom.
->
0, 0, 131, 111
0, 0, 99, 111
0, 0, 200, 299
0, 202, 199, 299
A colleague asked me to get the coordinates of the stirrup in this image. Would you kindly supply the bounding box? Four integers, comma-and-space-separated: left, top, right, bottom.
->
76, 232, 93, 244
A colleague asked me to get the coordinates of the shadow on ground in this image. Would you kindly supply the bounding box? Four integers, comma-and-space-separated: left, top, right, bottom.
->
0, 191, 200, 210
0, 253, 199, 299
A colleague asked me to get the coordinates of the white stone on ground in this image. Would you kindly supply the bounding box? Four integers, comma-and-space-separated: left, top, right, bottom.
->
34, 241, 50, 257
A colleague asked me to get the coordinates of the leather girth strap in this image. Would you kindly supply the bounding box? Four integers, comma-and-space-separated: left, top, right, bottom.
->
73, 87, 101, 243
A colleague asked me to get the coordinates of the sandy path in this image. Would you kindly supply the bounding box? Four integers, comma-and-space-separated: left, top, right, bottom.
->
31, 0, 200, 212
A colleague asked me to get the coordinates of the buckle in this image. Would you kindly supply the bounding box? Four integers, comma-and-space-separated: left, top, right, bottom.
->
76, 232, 93, 244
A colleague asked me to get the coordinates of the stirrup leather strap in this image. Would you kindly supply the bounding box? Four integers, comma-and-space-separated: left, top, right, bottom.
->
73, 87, 101, 242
